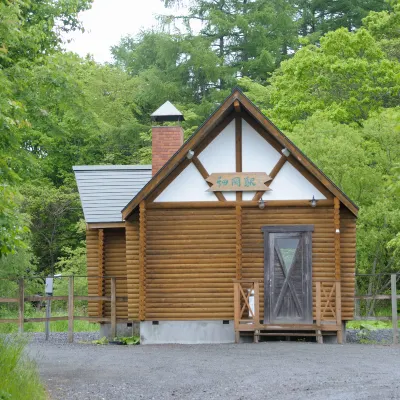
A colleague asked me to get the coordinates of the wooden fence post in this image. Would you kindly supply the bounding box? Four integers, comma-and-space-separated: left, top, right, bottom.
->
391, 274, 398, 345
18, 279, 24, 334
68, 276, 74, 343
316, 282, 322, 344
335, 281, 343, 344
233, 282, 240, 343
253, 282, 260, 344
111, 277, 116, 339
254, 281, 260, 324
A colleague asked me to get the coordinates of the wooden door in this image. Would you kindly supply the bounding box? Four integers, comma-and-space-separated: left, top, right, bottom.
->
262, 226, 313, 324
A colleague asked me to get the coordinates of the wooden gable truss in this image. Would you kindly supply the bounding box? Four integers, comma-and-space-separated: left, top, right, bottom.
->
122, 88, 357, 218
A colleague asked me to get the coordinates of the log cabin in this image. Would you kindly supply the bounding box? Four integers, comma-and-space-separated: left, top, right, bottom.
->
74, 88, 357, 344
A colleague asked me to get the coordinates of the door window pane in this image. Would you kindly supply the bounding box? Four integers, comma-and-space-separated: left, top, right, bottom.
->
276, 238, 299, 272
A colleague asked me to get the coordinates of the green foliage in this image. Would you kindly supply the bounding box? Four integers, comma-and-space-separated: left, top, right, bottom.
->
114, 336, 140, 345
268, 27, 400, 128
22, 184, 83, 276
0, 187, 29, 257
347, 320, 397, 329
363, 1, 400, 60
0, 335, 46, 400
295, 0, 389, 39
91, 336, 109, 345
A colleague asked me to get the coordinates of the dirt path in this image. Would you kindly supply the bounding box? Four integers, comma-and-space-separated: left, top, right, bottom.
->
29, 340, 400, 400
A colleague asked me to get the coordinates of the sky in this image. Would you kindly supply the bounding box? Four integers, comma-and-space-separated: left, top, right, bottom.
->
64, 0, 179, 63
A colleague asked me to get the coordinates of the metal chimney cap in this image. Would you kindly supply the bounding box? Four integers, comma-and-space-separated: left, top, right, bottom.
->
151, 101, 185, 122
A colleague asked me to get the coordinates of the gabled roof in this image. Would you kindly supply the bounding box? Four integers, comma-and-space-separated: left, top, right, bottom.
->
73, 165, 152, 223
122, 88, 358, 219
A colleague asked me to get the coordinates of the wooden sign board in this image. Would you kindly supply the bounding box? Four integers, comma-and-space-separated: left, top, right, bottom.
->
206, 173, 272, 192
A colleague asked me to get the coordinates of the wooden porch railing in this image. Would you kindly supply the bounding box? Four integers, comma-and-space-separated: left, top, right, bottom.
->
233, 279, 260, 325
315, 278, 342, 344
233, 279, 343, 344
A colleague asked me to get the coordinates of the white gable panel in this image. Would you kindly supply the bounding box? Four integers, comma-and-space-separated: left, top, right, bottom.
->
197, 119, 235, 174
155, 163, 218, 202
223, 192, 236, 201
242, 191, 257, 201
242, 119, 281, 174
265, 162, 327, 200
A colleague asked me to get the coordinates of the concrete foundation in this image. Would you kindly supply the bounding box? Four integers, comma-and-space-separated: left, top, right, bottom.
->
100, 322, 140, 339
140, 320, 235, 344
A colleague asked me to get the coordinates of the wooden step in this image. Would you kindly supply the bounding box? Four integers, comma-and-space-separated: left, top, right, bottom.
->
239, 323, 340, 332
256, 332, 318, 337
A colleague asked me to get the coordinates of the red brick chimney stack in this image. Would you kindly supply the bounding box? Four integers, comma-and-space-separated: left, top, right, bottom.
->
152, 126, 184, 176
151, 101, 185, 176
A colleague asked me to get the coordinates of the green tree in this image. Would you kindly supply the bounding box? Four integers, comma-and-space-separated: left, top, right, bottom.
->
0, 0, 94, 257
268, 27, 400, 128
22, 183, 83, 276
295, 0, 389, 40
162, 0, 298, 83
363, 0, 400, 60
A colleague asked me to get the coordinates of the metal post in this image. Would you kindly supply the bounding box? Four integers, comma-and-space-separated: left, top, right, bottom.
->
45, 299, 51, 340
68, 276, 74, 343
45, 276, 54, 340
391, 274, 398, 345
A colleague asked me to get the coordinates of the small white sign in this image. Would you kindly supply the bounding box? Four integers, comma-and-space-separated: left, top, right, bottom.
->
45, 277, 54, 294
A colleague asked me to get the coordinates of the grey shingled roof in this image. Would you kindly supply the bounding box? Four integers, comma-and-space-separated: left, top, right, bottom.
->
73, 165, 152, 223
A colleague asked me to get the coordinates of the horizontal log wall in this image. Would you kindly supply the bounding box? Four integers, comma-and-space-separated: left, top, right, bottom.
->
340, 206, 356, 319
145, 208, 237, 320
242, 207, 355, 321
86, 229, 100, 317
126, 219, 140, 320
103, 228, 127, 319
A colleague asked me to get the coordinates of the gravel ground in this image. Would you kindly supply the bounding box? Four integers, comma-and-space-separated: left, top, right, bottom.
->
347, 329, 394, 344
28, 332, 400, 400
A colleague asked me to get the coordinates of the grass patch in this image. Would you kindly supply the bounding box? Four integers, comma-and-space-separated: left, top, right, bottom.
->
347, 320, 399, 330
0, 335, 46, 400
0, 308, 100, 334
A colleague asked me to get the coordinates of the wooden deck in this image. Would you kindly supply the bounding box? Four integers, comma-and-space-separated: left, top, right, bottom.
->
233, 279, 343, 344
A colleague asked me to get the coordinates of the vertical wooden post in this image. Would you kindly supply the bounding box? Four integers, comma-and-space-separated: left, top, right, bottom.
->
139, 201, 147, 321
253, 281, 260, 343
235, 112, 242, 202
235, 205, 242, 280
334, 198, 343, 344
335, 281, 343, 344
98, 229, 105, 317
254, 281, 260, 324
316, 282, 321, 326
18, 279, 24, 334
233, 282, 240, 343
316, 282, 322, 344
391, 274, 398, 345
111, 277, 117, 339
334, 198, 341, 281
68, 276, 74, 343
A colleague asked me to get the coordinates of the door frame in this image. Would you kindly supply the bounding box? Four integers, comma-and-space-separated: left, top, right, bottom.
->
261, 225, 314, 324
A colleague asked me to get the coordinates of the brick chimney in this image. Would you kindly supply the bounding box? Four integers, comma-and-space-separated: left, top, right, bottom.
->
151, 101, 184, 176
